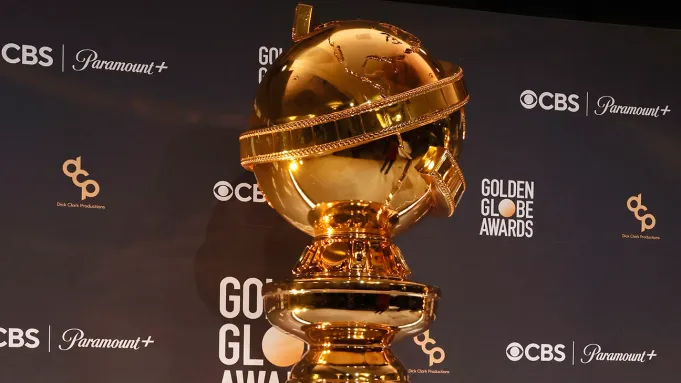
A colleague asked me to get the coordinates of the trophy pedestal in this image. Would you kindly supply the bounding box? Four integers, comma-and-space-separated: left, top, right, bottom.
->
264, 278, 439, 383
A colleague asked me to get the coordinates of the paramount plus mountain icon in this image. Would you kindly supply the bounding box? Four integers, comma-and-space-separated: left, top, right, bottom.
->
480, 178, 534, 238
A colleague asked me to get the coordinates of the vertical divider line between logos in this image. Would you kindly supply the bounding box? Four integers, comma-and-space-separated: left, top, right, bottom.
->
585, 92, 589, 116
48, 325, 51, 352
61, 45, 64, 73
572, 341, 575, 365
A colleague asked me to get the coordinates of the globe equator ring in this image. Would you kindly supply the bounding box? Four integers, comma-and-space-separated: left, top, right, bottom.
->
240, 95, 469, 169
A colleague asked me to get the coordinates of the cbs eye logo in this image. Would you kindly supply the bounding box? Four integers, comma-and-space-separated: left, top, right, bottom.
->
213, 181, 265, 203
506, 342, 566, 362
519, 90, 538, 109
520, 90, 580, 112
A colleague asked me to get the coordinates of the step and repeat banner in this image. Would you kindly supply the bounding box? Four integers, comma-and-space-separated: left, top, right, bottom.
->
0, 0, 679, 382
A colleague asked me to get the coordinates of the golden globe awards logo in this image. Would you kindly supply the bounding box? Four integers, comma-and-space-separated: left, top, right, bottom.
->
57, 156, 105, 210
480, 178, 534, 238
219, 277, 305, 383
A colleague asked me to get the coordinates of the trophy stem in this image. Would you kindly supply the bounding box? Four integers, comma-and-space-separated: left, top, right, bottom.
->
287, 323, 408, 383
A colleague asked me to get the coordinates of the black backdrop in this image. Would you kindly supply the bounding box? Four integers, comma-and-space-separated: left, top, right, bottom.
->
0, 1, 679, 382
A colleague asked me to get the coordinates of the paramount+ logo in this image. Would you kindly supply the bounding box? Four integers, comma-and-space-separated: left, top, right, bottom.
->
520, 90, 579, 112
506, 342, 566, 362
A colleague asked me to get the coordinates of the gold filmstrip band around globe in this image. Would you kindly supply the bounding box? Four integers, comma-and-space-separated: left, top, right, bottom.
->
239, 69, 469, 169
414, 145, 467, 217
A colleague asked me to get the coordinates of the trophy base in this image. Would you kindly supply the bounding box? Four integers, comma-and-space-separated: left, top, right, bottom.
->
264, 278, 439, 383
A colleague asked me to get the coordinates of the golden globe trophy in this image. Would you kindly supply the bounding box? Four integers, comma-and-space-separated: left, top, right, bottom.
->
239, 4, 469, 382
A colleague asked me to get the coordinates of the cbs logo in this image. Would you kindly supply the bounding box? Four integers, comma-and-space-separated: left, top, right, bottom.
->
213, 181, 265, 203
414, 330, 445, 366
506, 342, 566, 362
0, 328, 40, 348
627, 193, 656, 232
520, 90, 579, 112
62, 157, 100, 200
1, 43, 53, 67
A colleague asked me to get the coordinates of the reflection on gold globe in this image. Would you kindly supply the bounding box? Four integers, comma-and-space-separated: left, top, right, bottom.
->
262, 327, 306, 367
498, 198, 516, 218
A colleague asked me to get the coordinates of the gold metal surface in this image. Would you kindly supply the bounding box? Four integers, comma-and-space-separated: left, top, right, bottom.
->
292, 4, 313, 42
414, 145, 466, 217
238, 4, 470, 382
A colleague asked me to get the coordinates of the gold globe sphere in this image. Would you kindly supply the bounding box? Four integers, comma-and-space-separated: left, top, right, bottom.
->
240, 17, 469, 238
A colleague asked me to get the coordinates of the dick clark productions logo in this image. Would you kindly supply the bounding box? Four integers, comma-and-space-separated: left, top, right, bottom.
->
622, 193, 659, 240
62, 156, 99, 200
58, 157, 105, 210
627, 194, 656, 232
414, 330, 445, 366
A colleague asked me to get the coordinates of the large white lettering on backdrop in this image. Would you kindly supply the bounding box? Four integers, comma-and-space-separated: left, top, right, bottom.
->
219, 277, 305, 383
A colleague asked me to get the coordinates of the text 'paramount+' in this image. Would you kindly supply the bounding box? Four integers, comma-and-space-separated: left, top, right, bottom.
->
520, 89, 671, 117
73, 49, 168, 75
